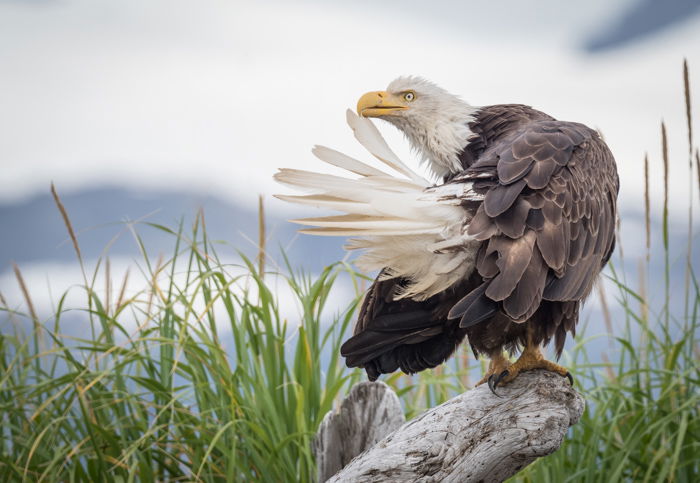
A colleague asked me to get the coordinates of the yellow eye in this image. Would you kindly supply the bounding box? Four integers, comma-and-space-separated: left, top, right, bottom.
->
404, 91, 415, 102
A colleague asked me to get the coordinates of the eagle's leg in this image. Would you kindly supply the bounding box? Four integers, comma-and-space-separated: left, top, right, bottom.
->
489, 327, 573, 394
475, 352, 510, 387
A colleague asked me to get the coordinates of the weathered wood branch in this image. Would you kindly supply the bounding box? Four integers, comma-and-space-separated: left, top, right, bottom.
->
315, 370, 585, 482
314, 381, 405, 482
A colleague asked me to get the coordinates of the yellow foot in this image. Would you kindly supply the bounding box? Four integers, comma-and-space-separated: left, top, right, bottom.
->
475, 353, 511, 387
488, 347, 573, 396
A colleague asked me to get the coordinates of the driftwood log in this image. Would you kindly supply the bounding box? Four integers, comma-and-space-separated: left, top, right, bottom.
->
314, 370, 584, 482
314, 381, 405, 482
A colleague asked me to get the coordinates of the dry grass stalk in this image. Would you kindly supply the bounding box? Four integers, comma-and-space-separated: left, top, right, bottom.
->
12, 263, 38, 325
683, 60, 694, 315
661, 121, 670, 325
684, 59, 693, 155
644, 153, 651, 262
50, 183, 83, 269
661, 121, 669, 222
637, 259, 649, 323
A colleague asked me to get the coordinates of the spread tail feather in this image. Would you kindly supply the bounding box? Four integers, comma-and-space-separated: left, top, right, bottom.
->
274, 110, 479, 300
273, 112, 463, 237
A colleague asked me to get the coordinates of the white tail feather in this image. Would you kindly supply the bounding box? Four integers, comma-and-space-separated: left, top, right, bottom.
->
345, 110, 429, 185
290, 214, 444, 232
312, 145, 389, 177
275, 111, 479, 300
274, 194, 380, 216
299, 227, 442, 237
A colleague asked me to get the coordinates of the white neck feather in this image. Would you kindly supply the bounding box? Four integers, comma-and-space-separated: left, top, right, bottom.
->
386, 98, 477, 179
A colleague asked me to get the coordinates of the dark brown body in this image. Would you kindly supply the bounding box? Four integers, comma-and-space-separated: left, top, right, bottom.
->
341, 105, 619, 380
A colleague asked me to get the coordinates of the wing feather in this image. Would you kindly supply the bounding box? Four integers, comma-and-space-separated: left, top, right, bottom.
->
458, 119, 618, 336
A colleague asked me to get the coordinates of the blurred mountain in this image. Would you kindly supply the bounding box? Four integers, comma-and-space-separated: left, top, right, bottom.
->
585, 0, 700, 51
0, 187, 346, 273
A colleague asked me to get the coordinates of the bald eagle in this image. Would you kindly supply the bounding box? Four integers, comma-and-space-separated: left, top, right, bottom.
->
275, 77, 618, 392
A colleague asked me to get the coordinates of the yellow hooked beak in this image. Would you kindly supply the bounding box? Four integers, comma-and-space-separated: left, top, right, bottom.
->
356, 91, 409, 118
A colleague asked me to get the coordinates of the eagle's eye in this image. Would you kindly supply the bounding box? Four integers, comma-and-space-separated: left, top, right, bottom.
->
403, 91, 415, 102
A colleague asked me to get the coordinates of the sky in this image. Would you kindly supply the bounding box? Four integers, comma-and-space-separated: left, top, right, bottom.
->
1, 0, 699, 341
1, 0, 699, 217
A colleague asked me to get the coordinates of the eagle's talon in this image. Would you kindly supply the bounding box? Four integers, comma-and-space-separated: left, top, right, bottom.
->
479, 340, 573, 391
487, 374, 504, 397
491, 369, 510, 393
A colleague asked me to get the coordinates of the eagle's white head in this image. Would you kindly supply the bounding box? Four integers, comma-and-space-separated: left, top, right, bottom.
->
356, 76, 477, 179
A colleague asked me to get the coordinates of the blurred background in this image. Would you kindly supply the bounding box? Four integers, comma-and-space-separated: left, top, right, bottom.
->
1, 0, 699, 347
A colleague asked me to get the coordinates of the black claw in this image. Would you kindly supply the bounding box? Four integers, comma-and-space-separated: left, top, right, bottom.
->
487, 374, 501, 397
488, 369, 509, 396
565, 372, 574, 386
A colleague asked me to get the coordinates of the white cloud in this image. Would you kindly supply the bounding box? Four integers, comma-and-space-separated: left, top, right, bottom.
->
0, 0, 698, 223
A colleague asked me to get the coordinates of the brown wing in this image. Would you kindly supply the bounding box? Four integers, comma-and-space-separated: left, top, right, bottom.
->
450, 120, 619, 336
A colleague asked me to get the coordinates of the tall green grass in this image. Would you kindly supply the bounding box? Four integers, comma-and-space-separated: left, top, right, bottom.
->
0, 212, 363, 481
1, 64, 699, 481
